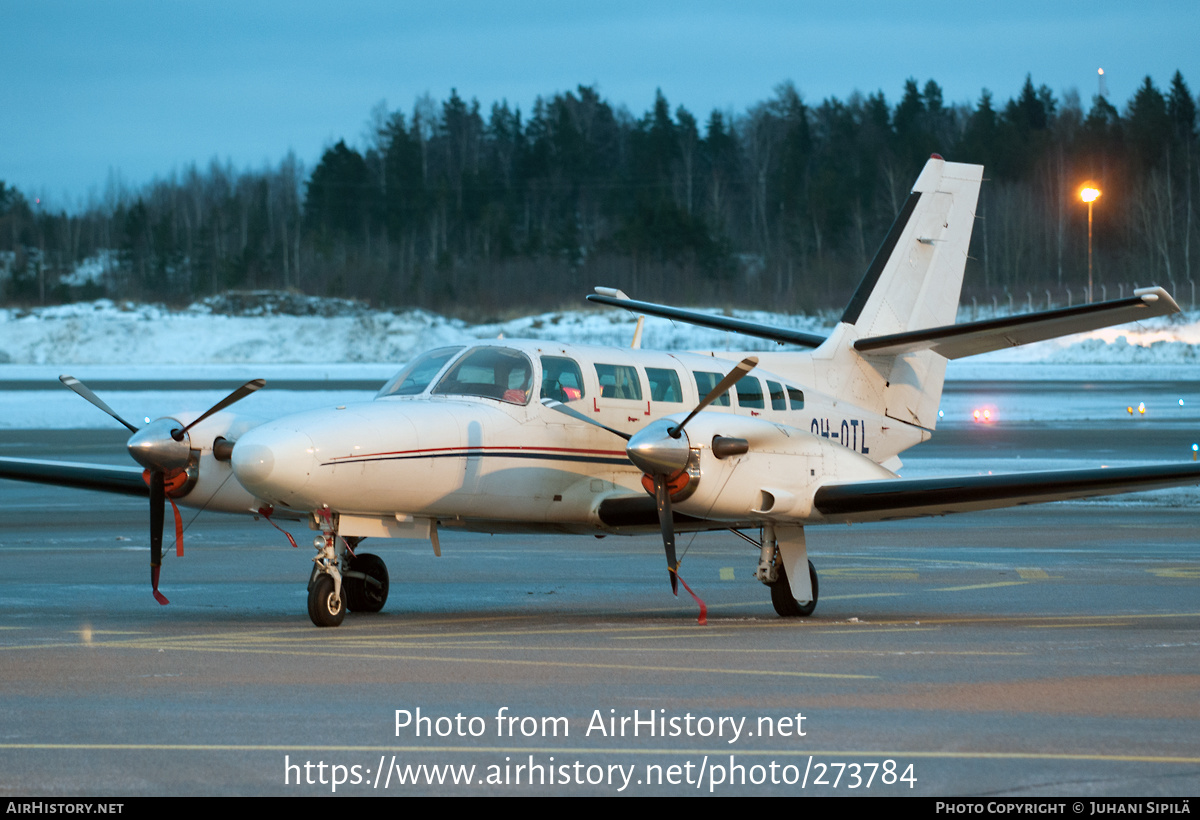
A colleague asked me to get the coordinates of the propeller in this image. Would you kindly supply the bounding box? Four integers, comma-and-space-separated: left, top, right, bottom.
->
543, 356, 758, 594
59, 375, 266, 604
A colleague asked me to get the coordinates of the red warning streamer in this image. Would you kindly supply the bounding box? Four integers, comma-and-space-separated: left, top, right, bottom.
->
258, 507, 299, 549
673, 571, 707, 626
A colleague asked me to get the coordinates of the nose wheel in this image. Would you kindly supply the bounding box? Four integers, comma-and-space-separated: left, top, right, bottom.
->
308, 573, 346, 627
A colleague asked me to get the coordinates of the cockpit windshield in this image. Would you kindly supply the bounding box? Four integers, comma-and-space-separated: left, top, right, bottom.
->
432, 346, 534, 405
375, 346, 464, 399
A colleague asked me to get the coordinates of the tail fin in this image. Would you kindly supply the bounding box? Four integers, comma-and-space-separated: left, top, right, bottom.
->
815, 156, 983, 430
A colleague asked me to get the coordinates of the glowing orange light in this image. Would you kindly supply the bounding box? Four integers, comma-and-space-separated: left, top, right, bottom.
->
1081, 186, 1101, 203
972, 407, 996, 424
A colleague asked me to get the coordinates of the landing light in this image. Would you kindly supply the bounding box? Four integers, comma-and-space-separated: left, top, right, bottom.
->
971, 407, 995, 423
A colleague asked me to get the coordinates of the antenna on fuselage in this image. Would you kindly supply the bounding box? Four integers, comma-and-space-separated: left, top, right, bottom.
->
631, 315, 644, 349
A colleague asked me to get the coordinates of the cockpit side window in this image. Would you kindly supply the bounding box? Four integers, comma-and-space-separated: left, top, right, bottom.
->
540, 356, 586, 403
375, 346, 465, 399
693, 371, 731, 406
432, 347, 534, 405
595, 364, 643, 400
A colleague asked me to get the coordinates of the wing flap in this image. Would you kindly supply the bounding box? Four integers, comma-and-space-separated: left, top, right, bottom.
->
0, 457, 148, 497
813, 462, 1200, 523
853, 287, 1178, 359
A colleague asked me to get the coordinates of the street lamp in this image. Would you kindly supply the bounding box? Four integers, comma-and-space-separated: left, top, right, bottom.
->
1081, 185, 1101, 302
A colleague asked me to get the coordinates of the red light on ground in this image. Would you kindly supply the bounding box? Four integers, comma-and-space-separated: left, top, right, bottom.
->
972, 406, 997, 424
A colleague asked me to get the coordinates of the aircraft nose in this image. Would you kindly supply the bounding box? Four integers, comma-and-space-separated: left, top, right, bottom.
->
231, 425, 316, 501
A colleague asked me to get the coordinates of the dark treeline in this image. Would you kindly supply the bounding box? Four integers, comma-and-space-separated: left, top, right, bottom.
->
2, 72, 1198, 316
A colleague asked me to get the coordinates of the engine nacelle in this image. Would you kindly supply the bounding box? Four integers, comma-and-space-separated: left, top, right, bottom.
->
664, 414, 894, 524
153, 410, 267, 515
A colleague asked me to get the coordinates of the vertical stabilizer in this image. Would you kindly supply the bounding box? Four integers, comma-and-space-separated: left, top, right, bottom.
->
815, 157, 982, 431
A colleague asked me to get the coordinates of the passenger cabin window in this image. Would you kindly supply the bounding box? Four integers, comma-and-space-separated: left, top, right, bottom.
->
645, 367, 683, 403
787, 387, 805, 410
735, 377, 764, 409
693, 372, 731, 406
540, 356, 585, 402
595, 364, 643, 400
432, 347, 534, 405
767, 380, 787, 411
376, 346, 464, 398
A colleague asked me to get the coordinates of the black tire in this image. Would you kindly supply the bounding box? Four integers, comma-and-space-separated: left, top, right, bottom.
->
770, 559, 818, 617
307, 573, 346, 627
343, 553, 389, 613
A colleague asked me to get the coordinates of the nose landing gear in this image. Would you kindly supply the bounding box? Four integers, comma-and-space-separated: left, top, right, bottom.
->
305, 512, 391, 626
307, 527, 346, 627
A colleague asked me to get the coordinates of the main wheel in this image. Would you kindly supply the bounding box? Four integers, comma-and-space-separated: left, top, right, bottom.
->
343, 553, 389, 613
770, 559, 818, 617
307, 573, 346, 627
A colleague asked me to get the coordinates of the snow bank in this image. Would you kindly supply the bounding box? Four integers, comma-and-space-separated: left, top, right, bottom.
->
0, 294, 1196, 375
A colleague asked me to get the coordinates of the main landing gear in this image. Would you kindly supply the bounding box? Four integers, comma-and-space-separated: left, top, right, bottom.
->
306, 521, 391, 627
750, 523, 818, 618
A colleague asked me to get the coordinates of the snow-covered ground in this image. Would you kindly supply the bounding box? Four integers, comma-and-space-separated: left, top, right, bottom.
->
1, 294, 1197, 430
2, 293, 1198, 371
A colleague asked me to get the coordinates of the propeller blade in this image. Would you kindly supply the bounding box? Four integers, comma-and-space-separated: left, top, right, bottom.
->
59, 375, 139, 433
177, 378, 266, 439
669, 356, 758, 438
540, 398, 631, 441
148, 469, 169, 605
654, 474, 679, 596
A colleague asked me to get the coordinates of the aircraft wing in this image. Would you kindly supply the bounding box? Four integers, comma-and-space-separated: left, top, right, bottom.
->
0, 457, 148, 497
854, 287, 1178, 359
813, 462, 1200, 523
586, 291, 826, 348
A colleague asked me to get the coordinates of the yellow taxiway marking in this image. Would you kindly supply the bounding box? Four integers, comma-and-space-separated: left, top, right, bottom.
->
821, 568, 919, 580
1015, 568, 1056, 580
719, 567, 735, 580
0, 743, 1196, 765
1025, 623, 1133, 629
822, 592, 909, 600
609, 625, 936, 641
1, 640, 876, 679
1149, 567, 1200, 578
931, 581, 1028, 592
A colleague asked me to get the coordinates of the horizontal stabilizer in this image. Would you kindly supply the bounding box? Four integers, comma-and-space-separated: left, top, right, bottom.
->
0, 457, 148, 497
854, 287, 1178, 359
587, 289, 825, 349
814, 462, 1200, 523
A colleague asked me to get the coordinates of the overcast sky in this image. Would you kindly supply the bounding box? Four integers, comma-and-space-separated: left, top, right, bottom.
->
3, 1, 1198, 208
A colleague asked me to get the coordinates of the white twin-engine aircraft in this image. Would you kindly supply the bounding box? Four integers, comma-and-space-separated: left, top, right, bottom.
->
5, 156, 1199, 627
